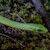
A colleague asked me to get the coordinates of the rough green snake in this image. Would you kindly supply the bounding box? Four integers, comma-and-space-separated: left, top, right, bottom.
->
0, 16, 48, 33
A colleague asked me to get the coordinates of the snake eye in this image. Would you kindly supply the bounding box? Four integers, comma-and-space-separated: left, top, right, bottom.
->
36, 30, 42, 33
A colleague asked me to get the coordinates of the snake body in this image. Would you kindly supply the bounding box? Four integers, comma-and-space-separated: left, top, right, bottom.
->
0, 16, 48, 33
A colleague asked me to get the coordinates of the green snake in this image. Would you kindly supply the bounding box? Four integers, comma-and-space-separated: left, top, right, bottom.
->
0, 16, 48, 33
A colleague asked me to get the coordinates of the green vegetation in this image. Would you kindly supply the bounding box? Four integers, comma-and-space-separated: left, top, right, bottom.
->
0, 0, 50, 50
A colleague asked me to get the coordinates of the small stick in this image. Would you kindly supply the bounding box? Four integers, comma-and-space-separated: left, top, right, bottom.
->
0, 33, 25, 47
17, 14, 26, 23
0, 33, 16, 42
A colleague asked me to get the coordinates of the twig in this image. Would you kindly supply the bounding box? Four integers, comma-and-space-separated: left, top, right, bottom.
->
0, 33, 25, 47
0, 33, 16, 42
17, 14, 26, 23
